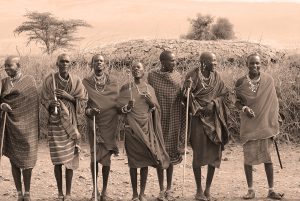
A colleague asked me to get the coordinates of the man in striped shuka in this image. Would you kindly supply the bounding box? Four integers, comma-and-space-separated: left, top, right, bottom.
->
41, 53, 88, 201
0, 56, 39, 201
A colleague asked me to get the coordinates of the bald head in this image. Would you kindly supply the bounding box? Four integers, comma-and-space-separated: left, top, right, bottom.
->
199, 52, 217, 72
56, 53, 70, 65
4, 56, 21, 78
5, 56, 20, 67
246, 53, 260, 65
160, 50, 176, 72
160, 51, 174, 61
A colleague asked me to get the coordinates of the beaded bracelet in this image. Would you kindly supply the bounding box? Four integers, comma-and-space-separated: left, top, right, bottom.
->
121, 105, 132, 113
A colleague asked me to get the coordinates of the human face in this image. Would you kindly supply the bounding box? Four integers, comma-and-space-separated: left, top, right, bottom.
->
92, 55, 105, 76
201, 53, 217, 72
57, 55, 71, 75
161, 53, 176, 72
4, 58, 19, 78
247, 56, 261, 78
131, 62, 145, 79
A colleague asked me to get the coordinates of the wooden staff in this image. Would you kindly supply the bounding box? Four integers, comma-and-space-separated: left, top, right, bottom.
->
93, 115, 97, 201
52, 73, 58, 115
182, 78, 192, 196
274, 139, 283, 169
0, 112, 7, 165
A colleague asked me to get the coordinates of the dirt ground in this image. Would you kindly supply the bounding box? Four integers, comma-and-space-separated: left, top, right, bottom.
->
0, 141, 299, 201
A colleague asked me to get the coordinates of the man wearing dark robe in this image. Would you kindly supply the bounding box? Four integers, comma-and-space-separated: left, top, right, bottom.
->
0, 56, 39, 201
183, 52, 230, 201
235, 53, 284, 200
83, 54, 119, 201
118, 61, 170, 201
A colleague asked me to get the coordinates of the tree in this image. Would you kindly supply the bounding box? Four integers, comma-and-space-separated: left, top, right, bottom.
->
182, 13, 235, 41
14, 11, 91, 54
182, 14, 214, 40
211, 18, 235, 40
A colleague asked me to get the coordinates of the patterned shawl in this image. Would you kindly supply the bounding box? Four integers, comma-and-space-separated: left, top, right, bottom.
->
186, 69, 230, 148
40, 72, 87, 165
0, 75, 39, 169
117, 82, 170, 169
147, 69, 185, 164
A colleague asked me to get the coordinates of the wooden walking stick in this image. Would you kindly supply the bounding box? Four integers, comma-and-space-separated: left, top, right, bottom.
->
93, 115, 98, 201
0, 112, 7, 165
274, 139, 283, 169
52, 73, 58, 115
182, 78, 192, 196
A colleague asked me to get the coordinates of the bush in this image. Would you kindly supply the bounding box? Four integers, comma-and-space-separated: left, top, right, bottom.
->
182, 13, 235, 41
211, 18, 235, 40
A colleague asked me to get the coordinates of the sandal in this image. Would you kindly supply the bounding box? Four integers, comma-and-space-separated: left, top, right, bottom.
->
165, 190, 175, 201
195, 193, 208, 201
64, 195, 72, 201
132, 197, 140, 201
100, 194, 113, 201
156, 191, 166, 201
17, 191, 23, 201
204, 190, 211, 201
267, 191, 284, 200
242, 190, 255, 200
57, 195, 64, 201
23, 192, 31, 201
139, 194, 147, 201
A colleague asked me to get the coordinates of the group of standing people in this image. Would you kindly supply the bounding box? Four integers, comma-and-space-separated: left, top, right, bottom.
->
0, 50, 283, 201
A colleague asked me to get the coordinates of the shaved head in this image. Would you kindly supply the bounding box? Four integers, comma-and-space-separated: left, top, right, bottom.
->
159, 50, 174, 61
5, 56, 20, 67
56, 53, 70, 65
200, 52, 216, 63
246, 53, 260, 65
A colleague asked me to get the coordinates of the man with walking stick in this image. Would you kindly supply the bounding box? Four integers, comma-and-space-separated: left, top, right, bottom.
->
118, 61, 170, 201
0, 56, 39, 201
183, 52, 231, 201
41, 53, 88, 201
235, 53, 284, 200
83, 54, 119, 201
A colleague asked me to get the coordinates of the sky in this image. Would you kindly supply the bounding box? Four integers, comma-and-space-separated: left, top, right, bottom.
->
1, 0, 300, 55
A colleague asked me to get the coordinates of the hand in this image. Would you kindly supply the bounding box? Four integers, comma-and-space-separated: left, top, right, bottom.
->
88, 107, 101, 116
1, 103, 12, 112
127, 100, 135, 110
55, 89, 74, 102
144, 93, 155, 108
183, 78, 193, 97
244, 107, 255, 118
49, 100, 60, 114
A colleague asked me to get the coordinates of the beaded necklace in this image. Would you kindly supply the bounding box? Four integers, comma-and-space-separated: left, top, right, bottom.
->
198, 69, 211, 89
94, 73, 106, 93
57, 73, 70, 91
246, 74, 260, 93
133, 82, 149, 96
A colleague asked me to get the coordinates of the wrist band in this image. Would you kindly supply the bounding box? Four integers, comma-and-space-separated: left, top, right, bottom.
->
149, 106, 156, 112
85, 108, 92, 116
242, 106, 249, 112
121, 104, 131, 113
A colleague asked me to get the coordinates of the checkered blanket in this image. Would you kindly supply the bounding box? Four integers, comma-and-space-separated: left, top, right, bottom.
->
148, 69, 185, 164
0, 75, 39, 169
